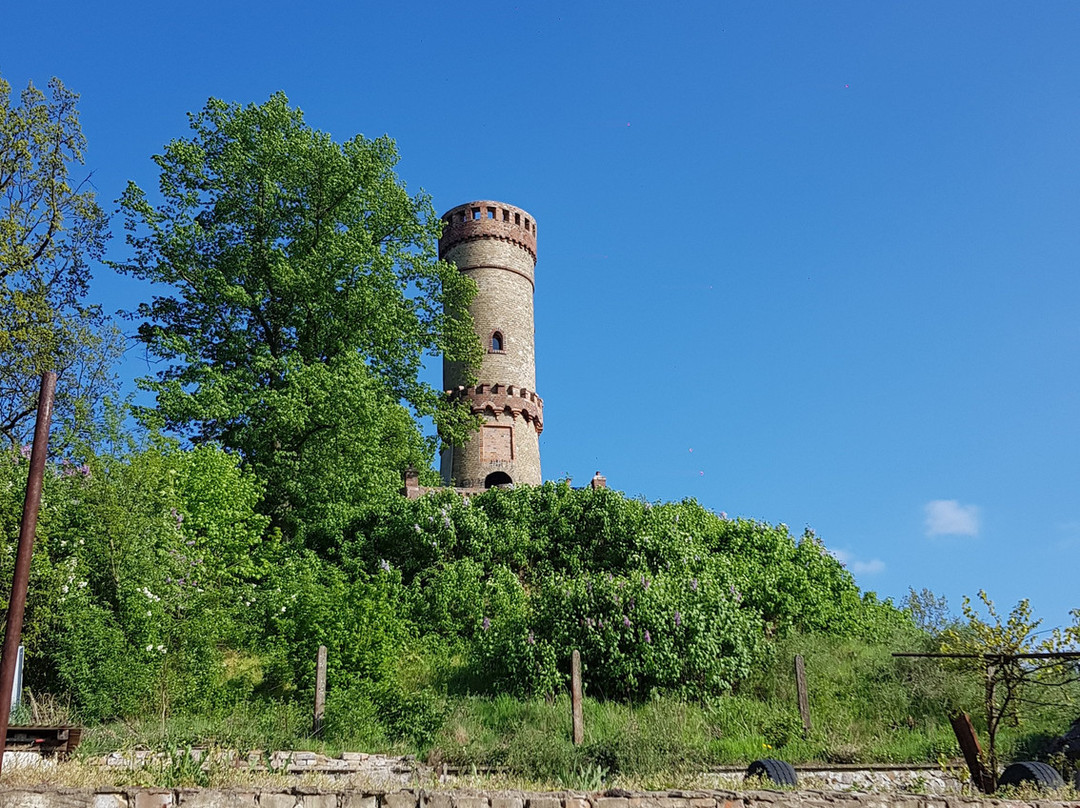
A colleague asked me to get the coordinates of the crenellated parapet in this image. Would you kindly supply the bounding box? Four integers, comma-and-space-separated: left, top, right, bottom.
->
439, 201, 538, 263
447, 383, 544, 434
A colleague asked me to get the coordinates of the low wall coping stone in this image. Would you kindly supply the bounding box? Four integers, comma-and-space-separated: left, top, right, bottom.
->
258, 794, 298, 808
0, 786, 1078, 808
176, 789, 257, 808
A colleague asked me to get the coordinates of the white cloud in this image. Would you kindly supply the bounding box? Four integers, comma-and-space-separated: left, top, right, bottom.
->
924, 499, 979, 537
852, 558, 886, 575
830, 548, 885, 575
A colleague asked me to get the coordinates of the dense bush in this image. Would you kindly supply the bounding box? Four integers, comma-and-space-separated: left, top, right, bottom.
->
0, 442, 269, 720
342, 483, 909, 701
1, 444, 914, 724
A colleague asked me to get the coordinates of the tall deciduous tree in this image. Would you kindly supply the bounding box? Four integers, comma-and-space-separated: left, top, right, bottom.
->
114, 93, 480, 540
0, 74, 121, 449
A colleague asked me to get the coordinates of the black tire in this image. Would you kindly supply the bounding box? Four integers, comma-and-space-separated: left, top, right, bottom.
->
745, 758, 798, 787
998, 761, 1064, 790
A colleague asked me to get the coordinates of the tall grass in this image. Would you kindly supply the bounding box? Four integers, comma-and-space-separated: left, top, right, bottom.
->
73, 629, 1080, 786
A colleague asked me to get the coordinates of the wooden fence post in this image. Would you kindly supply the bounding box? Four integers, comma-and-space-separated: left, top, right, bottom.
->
313, 645, 327, 737
571, 650, 584, 746
794, 654, 812, 736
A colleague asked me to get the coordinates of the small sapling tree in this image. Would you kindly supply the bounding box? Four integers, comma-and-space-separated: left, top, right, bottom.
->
941, 591, 1080, 786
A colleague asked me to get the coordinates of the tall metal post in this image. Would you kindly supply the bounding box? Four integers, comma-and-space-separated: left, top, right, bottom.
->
571, 650, 584, 746
0, 372, 56, 774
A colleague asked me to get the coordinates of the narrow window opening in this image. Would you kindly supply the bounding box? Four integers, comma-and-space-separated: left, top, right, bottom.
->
487, 207, 496, 219
514, 213, 521, 225
491, 331, 504, 352
524, 218, 531, 231
502, 209, 510, 222
472, 207, 481, 220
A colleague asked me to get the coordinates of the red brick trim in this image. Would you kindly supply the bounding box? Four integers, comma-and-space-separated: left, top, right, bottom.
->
447, 383, 544, 434
439, 201, 537, 262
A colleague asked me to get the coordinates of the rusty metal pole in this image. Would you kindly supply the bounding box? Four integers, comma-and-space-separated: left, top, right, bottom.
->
571, 650, 584, 745
950, 711, 994, 794
0, 372, 56, 775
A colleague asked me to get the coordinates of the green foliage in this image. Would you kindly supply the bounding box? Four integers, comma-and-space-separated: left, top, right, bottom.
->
344, 484, 908, 702
0, 72, 121, 449
254, 550, 405, 698
114, 91, 480, 543
0, 440, 270, 721
746, 629, 973, 763
903, 587, 954, 637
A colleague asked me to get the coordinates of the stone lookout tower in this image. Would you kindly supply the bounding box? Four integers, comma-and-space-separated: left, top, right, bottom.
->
440, 200, 543, 489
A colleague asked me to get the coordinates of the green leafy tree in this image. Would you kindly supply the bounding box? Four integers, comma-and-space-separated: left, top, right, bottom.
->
114, 93, 480, 538
0, 73, 121, 449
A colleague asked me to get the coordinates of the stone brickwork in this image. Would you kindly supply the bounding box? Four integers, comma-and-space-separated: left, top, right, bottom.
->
440, 200, 542, 489
0, 786, 1072, 808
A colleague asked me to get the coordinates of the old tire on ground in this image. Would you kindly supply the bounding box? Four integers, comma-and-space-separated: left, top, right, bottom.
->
998, 761, 1063, 790
745, 758, 798, 787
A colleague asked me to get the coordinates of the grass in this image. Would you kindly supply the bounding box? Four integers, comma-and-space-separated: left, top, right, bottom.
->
66, 681, 1075, 783
14, 631, 1080, 791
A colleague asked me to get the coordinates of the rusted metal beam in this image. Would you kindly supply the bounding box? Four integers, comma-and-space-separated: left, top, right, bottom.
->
895, 652, 1080, 659
949, 711, 994, 793
0, 372, 56, 774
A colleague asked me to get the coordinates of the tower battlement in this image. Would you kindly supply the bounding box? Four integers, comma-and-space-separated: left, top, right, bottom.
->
446, 384, 544, 434
439, 201, 537, 263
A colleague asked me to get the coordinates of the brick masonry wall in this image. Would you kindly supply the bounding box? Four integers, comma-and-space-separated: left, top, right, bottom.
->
442, 246, 537, 391
0, 786, 1073, 808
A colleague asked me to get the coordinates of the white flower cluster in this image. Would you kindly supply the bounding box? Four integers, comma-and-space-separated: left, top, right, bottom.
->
58, 559, 88, 599
140, 587, 161, 602
146, 644, 166, 654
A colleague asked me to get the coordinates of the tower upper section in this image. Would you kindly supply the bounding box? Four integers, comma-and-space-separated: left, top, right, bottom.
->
439, 201, 537, 271
440, 201, 539, 391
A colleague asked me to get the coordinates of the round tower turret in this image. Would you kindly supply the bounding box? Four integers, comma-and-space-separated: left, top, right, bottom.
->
440, 200, 542, 489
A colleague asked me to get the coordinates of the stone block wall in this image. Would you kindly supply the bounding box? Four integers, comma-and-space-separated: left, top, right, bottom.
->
0, 786, 1072, 808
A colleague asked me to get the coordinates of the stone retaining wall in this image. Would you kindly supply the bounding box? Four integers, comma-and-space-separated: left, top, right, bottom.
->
699, 769, 964, 795
0, 787, 1074, 808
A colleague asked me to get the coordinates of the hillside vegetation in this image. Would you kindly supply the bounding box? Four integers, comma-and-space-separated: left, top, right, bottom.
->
2, 80, 1075, 782
9, 445, 1069, 777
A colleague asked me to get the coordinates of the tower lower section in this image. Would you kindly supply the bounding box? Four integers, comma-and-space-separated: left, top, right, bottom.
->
441, 384, 543, 488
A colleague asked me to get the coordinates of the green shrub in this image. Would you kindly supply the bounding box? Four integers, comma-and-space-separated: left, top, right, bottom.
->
343, 484, 908, 701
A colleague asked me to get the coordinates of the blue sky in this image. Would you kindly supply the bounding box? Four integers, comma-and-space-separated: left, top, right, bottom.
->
4, 2, 1080, 628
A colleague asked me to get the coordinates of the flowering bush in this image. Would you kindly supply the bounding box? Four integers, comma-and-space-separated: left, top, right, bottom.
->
0, 442, 269, 720
344, 483, 907, 701
0, 445, 909, 718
